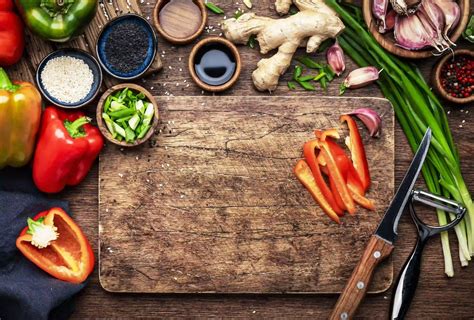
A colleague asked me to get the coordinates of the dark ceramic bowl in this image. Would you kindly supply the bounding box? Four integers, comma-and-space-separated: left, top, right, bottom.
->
36, 48, 102, 109
96, 14, 157, 80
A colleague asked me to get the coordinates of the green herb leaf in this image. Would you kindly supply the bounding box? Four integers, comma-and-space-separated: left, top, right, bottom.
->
463, 15, 474, 43
287, 81, 297, 90
205, 1, 224, 14
293, 65, 303, 80
247, 35, 257, 49
296, 56, 323, 69
297, 80, 315, 91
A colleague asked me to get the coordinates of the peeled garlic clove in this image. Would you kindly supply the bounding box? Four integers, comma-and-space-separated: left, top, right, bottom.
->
326, 41, 345, 76
348, 108, 382, 138
339, 67, 380, 95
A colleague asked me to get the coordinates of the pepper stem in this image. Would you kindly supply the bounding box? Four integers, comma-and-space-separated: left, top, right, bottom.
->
0, 68, 18, 92
64, 116, 90, 138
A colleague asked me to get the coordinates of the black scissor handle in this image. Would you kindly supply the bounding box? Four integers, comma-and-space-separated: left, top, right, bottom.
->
390, 190, 466, 320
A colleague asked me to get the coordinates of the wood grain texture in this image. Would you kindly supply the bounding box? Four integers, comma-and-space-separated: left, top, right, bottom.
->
6, 0, 162, 87
330, 235, 394, 320
11, 0, 468, 318
98, 96, 395, 294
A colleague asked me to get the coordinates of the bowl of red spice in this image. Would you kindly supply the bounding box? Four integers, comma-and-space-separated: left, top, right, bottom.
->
432, 49, 473, 104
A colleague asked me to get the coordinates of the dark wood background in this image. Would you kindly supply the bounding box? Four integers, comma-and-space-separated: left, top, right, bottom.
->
19, 0, 473, 318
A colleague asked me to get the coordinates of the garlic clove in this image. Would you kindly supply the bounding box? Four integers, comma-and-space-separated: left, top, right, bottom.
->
326, 41, 345, 76
373, 0, 389, 29
348, 108, 383, 138
433, 0, 460, 44
394, 14, 441, 51
339, 67, 380, 95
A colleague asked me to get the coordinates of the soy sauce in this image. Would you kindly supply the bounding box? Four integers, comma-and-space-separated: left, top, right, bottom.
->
194, 43, 236, 86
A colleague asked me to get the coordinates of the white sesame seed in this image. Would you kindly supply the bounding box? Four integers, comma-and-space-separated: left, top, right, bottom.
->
118, 173, 124, 178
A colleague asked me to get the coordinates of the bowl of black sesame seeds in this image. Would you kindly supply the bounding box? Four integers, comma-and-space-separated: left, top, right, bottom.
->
96, 14, 158, 80
36, 48, 103, 108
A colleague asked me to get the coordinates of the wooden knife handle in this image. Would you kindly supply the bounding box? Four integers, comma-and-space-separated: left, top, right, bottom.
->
329, 234, 394, 320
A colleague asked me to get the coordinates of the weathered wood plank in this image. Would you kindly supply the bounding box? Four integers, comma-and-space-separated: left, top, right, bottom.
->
98, 96, 394, 293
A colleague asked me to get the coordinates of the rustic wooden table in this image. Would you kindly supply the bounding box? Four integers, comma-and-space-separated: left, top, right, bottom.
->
14, 0, 473, 318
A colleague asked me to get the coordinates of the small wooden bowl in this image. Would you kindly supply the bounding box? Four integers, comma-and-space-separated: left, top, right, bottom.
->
96, 83, 159, 147
362, 0, 470, 59
432, 49, 474, 104
153, 0, 207, 45
188, 37, 241, 92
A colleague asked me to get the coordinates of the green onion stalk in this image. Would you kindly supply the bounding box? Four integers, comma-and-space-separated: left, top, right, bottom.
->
326, 0, 474, 276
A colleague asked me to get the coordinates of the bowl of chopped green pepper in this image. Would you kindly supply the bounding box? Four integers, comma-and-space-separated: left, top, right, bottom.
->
97, 84, 159, 147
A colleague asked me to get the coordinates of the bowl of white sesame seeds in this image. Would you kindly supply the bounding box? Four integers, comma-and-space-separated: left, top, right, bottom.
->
36, 48, 103, 108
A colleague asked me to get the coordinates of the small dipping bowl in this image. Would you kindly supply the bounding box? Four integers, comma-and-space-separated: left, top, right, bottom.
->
153, 0, 207, 45
188, 37, 241, 92
96, 14, 157, 80
432, 49, 474, 105
36, 49, 102, 109
96, 83, 159, 147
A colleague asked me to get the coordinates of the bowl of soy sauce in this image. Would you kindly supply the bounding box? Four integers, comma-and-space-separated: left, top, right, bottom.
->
188, 37, 241, 92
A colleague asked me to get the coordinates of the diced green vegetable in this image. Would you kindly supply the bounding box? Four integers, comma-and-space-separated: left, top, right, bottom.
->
313, 72, 326, 81
137, 124, 151, 139
113, 122, 126, 138
102, 88, 155, 144
298, 75, 317, 82
320, 77, 327, 90
128, 114, 141, 131
296, 80, 315, 91
293, 65, 303, 80
323, 64, 336, 81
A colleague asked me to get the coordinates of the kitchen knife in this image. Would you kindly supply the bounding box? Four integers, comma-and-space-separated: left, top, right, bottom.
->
329, 128, 432, 320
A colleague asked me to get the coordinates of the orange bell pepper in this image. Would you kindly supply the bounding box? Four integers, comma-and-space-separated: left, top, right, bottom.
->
294, 160, 340, 223
16, 207, 94, 284
340, 115, 371, 191
303, 140, 344, 216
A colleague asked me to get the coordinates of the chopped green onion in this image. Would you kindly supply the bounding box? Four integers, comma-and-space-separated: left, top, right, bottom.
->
296, 56, 323, 69
296, 80, 315, 91
287, 81, 297, 90
128, 114, 141, 131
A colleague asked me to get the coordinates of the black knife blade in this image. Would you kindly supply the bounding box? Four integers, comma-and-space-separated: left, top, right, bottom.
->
375, 128, 432, 244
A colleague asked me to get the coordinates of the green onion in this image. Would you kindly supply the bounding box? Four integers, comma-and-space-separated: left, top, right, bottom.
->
293, 65, 303, 80
313, 72, 326, 81
296, 80, 315, 91
205, 1, 224, 14
102, 88, 155, 144
327, 0, 474, 276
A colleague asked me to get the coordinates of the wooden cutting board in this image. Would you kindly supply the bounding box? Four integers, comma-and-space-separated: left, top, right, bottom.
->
8, 0, 161, 87
98, 96, 395, 294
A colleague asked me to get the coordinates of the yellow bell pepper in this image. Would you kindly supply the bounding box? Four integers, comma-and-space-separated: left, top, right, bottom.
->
0, 68, 42, 168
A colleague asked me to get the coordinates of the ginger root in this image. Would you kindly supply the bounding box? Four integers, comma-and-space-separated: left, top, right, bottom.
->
221, 0, 345, 92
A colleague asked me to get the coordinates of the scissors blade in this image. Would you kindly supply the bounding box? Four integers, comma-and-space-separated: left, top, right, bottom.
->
375, 128, 432, 244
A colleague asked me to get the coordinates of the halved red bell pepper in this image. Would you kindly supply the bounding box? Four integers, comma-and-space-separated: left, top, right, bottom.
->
340, 115, 371, 191
33, 107, 104, 193
303, 140, 343, 216
16, 207, 94, 284
294, 160, 340, 223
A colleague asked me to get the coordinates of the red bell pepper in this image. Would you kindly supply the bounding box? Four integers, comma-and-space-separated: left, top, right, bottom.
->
294, 160, 340, 224
340, 115, 371, 191
303, 139, 344, 216
33, 107, 104, 193
16, 207, 94, 284
0, 0, 24, 66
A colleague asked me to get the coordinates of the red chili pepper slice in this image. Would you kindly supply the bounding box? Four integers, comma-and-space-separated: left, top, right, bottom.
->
303, 140, 344, 216
340, 115, 371, 191
294, 160, 341, 224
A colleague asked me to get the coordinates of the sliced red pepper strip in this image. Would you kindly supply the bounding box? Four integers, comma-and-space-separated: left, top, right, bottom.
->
294, 160, 341, 224
314, 128, 340, 141
329, 174, 346, 212
340, 115, 371, 191
303, 140, 344, 215
16, 207, 94, 284
348, 184, 376, 210
318, 140, 356, 215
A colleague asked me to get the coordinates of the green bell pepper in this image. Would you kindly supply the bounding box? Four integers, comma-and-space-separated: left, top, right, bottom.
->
15, 0, 97, 42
